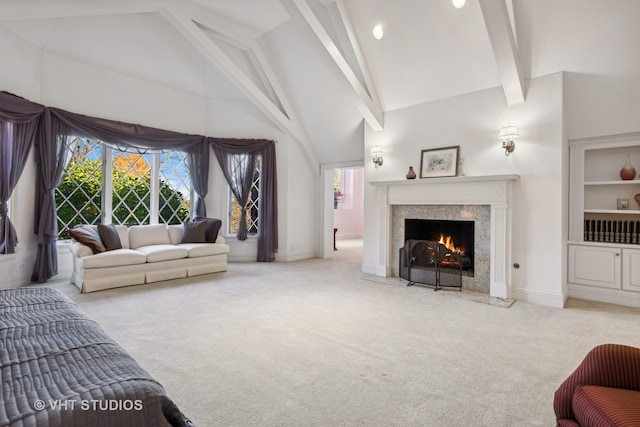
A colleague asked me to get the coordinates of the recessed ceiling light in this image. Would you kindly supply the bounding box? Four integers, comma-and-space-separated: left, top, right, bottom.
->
452, 0, 466, 8
372, 24, 384, 40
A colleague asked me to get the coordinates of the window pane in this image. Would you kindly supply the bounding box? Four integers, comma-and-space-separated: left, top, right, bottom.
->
111, 150, 151, 226
56, 141, 194, 239
229, 156, 260, 235
159, 151, 191, 224
55, 138, 103, 240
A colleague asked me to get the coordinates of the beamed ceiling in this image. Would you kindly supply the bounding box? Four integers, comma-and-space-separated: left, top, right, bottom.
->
1, 0, 638, 167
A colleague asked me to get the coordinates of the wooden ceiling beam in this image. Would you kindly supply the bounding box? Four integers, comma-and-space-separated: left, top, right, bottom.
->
163, 0, 258, 45
247, 39, 323, 171
331, 0, 383, 112
0, 0, 260, 45
292, 0, 384, 131
0, 0, 320, 171
160, 6, 320, 172
479, 0, 526, 105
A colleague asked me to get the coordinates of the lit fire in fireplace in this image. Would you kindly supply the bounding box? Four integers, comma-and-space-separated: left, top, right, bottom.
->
438, 234, 462, 254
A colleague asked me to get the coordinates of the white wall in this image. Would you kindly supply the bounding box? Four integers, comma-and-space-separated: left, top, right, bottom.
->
0, 26, 42, 101
41, 53, 207, 134
204, 98, 319, 262
0, 47, 320, 287
0, 27, 42, 288
363, 73, 565, 307
281, 137, 319, 261
202, 74, 319, 262
565, 73, 640, 140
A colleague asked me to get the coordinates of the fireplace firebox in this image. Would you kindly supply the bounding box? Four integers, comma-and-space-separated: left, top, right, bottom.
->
404, 219, 474, 274
399, 219, 475, 290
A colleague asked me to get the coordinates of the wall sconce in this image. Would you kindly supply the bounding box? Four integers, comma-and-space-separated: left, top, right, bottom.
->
499, 125, 518, 156
370, 145, 383, 168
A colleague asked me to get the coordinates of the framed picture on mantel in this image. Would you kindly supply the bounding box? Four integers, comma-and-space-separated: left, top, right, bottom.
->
419, 146, 459, 178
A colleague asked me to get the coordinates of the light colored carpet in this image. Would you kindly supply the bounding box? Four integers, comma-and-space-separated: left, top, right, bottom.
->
41, 240, 640, 426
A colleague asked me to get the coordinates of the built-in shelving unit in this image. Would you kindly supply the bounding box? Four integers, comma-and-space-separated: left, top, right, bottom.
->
584, 180, 640, 211
568, 132, 640, 307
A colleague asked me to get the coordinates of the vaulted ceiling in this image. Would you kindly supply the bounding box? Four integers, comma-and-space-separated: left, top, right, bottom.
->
1, 0, 637, 166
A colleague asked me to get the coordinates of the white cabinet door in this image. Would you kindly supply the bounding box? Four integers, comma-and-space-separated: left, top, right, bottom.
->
568, 245, 621, 289
622, 249, 640, 292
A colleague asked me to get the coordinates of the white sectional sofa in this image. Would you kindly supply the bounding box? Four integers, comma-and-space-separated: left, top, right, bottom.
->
69, 223, 229, 293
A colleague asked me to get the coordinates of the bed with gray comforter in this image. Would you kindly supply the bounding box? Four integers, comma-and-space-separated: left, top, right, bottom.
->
0, 287, 192, 427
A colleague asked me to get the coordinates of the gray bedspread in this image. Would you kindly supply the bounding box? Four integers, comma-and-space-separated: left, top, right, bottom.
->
0, 287, 191, 427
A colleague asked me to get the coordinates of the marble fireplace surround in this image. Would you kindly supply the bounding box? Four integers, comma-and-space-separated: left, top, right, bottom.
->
370, 175, 519, 299
392, 205, 490, 293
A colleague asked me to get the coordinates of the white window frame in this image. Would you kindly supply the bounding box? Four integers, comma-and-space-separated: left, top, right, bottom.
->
227, 155, 261, 237
56, 141, 192, 240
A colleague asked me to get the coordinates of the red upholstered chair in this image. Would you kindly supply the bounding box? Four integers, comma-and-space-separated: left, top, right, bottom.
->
554, 344, 640, 426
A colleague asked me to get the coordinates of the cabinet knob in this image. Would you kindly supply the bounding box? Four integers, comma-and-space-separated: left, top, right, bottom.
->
616, 252, 621, 256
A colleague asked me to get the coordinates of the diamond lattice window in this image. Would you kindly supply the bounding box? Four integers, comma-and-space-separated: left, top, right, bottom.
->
159, 151, 191, 225
111, 150, 151, 226
56, 140, 193, 239
229, 156, 261, 235
55, 138, 103, 240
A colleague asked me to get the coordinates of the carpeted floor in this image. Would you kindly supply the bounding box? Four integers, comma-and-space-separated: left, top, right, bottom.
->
42, 240, 640, 426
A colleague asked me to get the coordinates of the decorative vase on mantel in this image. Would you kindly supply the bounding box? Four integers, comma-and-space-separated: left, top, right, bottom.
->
635, 193, 640, 210
620, 153, 636, 180
406, 166, 416, 180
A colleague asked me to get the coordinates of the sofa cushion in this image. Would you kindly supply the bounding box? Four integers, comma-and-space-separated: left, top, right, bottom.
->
135, 244, 188, 263
178, 243, 230, 258
167, 225, 183, 245
182, 220, 207, 243
573, 385, 640, 427
69, 225, 106, 254
129, 224, 170, 249
115, 225, 130, 249
97, 224, 122, 251
81, 249, 147, 269
69, 242, 94, 258
194, 216, 222, 243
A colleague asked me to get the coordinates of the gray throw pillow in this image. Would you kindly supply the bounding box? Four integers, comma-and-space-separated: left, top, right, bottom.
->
97, 224, 122, 251
193, 216, 222, 243
182, 220, 207, 243
69, 225, 106, 254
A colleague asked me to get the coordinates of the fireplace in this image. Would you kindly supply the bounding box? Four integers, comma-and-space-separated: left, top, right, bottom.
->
391, 205, 491, 293
368, 174, 518, 298
404, 219, 474, 274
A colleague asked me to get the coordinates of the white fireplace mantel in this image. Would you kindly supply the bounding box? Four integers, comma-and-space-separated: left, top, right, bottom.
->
369, 174, 519, 299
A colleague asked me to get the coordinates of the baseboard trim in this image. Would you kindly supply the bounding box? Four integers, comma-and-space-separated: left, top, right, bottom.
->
568, 284, 640, 308
0, 274, 33, 290
511, 286, 565, 308
361, 262, 386, 276
228, 252, 318, 263
275, 252, 316, 262
228, 256, 257, 262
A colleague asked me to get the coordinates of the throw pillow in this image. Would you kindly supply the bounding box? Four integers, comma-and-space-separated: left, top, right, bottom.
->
69, 225, 106, 254
97, 224, 122, 251
194, 216, 223, 243
182, 220, 207, 243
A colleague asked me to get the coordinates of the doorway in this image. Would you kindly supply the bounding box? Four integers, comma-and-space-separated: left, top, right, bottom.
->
331, 166, 364, 263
